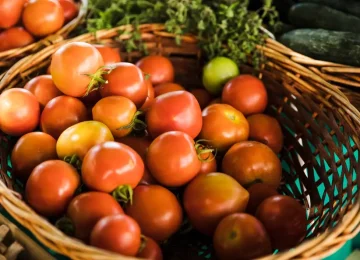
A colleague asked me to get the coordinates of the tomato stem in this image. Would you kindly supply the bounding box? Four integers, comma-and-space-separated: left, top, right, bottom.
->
63, 154, 82, 172
84, 65, 116, 96
112, 185, 134, 205
194, 139, 217, 163
117, 110, 147, 132
55, 216, 74, 236
137, 235, 148, 254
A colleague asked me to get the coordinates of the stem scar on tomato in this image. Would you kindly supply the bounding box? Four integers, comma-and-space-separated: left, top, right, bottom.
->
112, 184, 134, 206
117, 110, 147, 132
194, 139, 217, 162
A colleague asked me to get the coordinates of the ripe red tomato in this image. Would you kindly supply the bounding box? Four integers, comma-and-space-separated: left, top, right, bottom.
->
82, 141, 144, 192
0, 27, 34, 52
11, 132, 57, 182
50, 42, 104, 97
154, 82, 184, 97
58, 0, 78, 23
101, 62, 147, 108
24, 75, 63, 109
213, 213, 272, 260
222, 75, 268, 116
93, 44, 121, 65
90, 215, 141, 256
0, 0, 25, 29
56, 121, 114, 160
246, 183, 279, 215
22, 0, 64, 37
137, 237, 163, 260
199, 104, 249, 151
136, 55, 174, 85
67, 192, 124, 242
25, 160, 80, 217
92, 96, 138, 139
125, 185, 183, 241
140, 78, 155, 111
40, 95, 88, 139
146, 131, 201, 187
146, 91, 202, 139
190, 88, 212, 109
0, 89, 40, 136
198, 151, 217, 175
183, 172, 249, 236
222, 141, 282, 189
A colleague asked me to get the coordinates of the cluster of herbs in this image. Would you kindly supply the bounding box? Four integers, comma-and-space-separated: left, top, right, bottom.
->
86, 0, 278, 67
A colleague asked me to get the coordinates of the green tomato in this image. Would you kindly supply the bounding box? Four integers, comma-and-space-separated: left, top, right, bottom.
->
202, 57, 240, 96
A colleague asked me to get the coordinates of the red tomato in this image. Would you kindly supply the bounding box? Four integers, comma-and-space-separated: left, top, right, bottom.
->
58, 0, 78, 23
154, 82, 184, 97
213, 213, 272, 260
183, 172, 249, 235
90, 215, 141, 256
11, 132, 57, 182
24, 75, 63, 109
0, 0, 25, 29
0, 27, 34, 52
199, 104, 249, 151
101, 62, 147, 108
146, 131, 201, 187
22, 0, 64, 37
0, 89, 40, 136
190, 88, 212, 109
82, 141, 144, 192
25, 160, 80, 217
140, 78, 155, 111
222, 75, 268, 116
92, 96, 138, 139
40, 95, 88, 139
198, 151, 217, 175
136, 55, 174, 85
137, 237, 163, 260
125, 185, 183, 241
146, 91, 202, 139
93, 44, 121, 65
50, 42, 104, 97
67, 192, 124, 242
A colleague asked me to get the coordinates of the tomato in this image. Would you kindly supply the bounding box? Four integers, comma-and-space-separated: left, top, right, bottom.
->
0, 27, 34, 52
154, 82, 184, 97
11, 132, 57, 182
24, 75, 63, 109
136, 55, 174, 85
93, 44, 121, 65
25, 160, 80, 217
90, 215, 141, 256
246, 183, 279, 215
101, 62, 147, 108
137, 237, 163, 260
146, 131, 201, 187
183, 172, 249, 236
140, 78, 155, 111
82, 141, 144, 192
247, 114, 283, 153
22, 0, 64, 37
213, 213, 272, 260
222, 141, 282, 189
0, 89, 40, 136
67, 192, 124, 242
202, 57, 239, 95
256, 195, 307, 250
222, 75, 268, 116
199, 104, 249, 151
56, 121, 114, 160
198, 151, 217, 175
50, 42, 104, 97
58, 0, 78, 23
146, 91, 202, 139
92, 96, 138, 139
125, 185, 183, 241
0, 0, 25, 29
190, 88, 212, 109
40, 95, 88, 139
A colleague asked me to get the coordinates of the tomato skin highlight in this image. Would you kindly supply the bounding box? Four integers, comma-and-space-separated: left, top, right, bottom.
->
93, 44, 121, 65
137, 237, 163, 260
0, 27, 34, 52
67, 192, 124, 242
25, 160, 80, 217
136, 55, 174, 85
90, 214, 141, 257
0, 89, 40, 136
82, 141, 144, 192
146, 91, 202, 139
0, 0, 26, 29
126, 185, 183, 242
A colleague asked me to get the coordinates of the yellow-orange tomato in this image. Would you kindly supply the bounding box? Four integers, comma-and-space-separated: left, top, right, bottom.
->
93, 44, 121, 65
136, 55, 174, 85
154, 82, 185, 97
0, 0, 25, 29
22, 0, 64, 37
0, 27, 34, 52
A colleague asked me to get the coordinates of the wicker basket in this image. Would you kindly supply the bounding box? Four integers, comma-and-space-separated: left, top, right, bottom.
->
0, 0, 88, 73
0, 24, 360, 260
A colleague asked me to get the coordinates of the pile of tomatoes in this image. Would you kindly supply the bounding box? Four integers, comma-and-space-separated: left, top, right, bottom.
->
0, 0, 79, 52
0, 41, 308, 260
